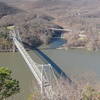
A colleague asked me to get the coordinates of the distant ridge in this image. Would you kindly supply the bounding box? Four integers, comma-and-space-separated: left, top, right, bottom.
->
0, 2, 22, 18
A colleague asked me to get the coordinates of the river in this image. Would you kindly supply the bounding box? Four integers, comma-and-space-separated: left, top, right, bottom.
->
0, 39, 100, 100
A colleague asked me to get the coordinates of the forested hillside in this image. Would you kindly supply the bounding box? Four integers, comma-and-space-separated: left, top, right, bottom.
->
0, 0, 63, 51
1, 0, 100, 50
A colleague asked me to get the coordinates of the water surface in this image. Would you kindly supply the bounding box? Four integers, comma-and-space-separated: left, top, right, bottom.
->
0, 40, 100, 99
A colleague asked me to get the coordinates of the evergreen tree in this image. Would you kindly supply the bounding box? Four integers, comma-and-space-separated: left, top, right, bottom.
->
0, 67, 20, 100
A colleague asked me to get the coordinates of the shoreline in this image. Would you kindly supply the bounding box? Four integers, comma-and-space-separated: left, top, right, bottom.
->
0, 45, 98, 52
57, 46, 98, 52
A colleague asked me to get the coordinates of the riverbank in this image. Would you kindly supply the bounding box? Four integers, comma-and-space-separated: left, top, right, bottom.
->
56, 32, 100, 51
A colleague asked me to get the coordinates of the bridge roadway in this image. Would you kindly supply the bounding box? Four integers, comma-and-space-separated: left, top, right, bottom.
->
11, 31, 54, 99
13, 37, 42, 85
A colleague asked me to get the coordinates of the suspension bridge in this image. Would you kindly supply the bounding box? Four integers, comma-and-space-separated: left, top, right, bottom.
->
8, 26, 74, 99
9, 29, 65, 100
